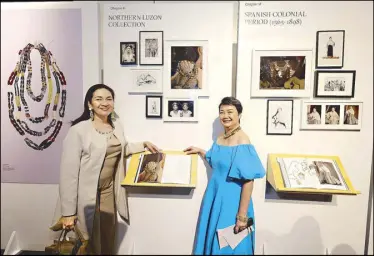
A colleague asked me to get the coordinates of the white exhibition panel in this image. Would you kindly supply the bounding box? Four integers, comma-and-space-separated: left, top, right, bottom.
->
236, 1, 373, 255
1, 1, 100, 250
102, 2, 234, 254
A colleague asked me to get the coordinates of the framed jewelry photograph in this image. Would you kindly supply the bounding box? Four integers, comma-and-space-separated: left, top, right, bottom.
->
146, 95, 162, 118
163, 97, 198, 122
315, 30, 345, 69
251, 49, 313, 98
266, 100, 293, 135
120, 42, 137, 65
300, 100, 363, 130
129, 68, 163, 94
139, 31, 164, 65
314, 70, 356, 98
163, 40, 209, 97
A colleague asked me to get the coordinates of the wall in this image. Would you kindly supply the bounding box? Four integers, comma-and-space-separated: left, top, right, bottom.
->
236, 1, 373, 254
369, 202, 373, 255
0, 1, 100, 250
102, 2, 234, 254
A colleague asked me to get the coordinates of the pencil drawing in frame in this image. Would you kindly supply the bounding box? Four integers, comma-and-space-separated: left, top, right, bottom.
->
129, 68, 163, 94
314, 70, 356, 98
146, 95, 162, 118
315, 30, 345, 69
266, 99, 293, 135
139, 31, 164, 66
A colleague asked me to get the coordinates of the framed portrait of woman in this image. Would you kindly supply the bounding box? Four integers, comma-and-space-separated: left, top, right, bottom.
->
315, 30, 345, 69
163, 40, 209, 97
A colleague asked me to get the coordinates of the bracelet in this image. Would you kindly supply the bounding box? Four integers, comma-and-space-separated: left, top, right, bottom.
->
236, 215, 248, 222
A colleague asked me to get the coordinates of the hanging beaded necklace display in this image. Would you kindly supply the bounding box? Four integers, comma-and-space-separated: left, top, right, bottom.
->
174, 60, 199, 89
7, 42, 67, 151
223, 126, 241, 139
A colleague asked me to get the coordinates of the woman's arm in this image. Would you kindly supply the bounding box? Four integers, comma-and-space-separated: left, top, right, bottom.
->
237, 180, 254, 217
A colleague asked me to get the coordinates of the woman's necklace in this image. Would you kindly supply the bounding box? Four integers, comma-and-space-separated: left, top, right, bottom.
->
7, 42, 67, 151
223, 126, 241, 139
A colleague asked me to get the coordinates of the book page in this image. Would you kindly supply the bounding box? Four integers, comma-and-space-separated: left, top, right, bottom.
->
161, 155, 191, 184
277, 157, 347, 190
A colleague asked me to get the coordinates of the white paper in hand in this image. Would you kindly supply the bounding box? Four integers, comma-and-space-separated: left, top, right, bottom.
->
217, 225, 249, 250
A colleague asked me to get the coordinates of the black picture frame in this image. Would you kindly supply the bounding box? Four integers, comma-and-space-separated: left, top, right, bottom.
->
266, 99, 294, 136
139, 31, 164, 66
314, 70, 356, 98
146, 95, 163, 118
315, 30, 345, 69
120, 42, 137, 66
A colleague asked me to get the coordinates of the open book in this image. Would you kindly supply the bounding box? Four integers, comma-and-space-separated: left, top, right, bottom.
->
277, 157, 348, 190
134, 153, 191, 184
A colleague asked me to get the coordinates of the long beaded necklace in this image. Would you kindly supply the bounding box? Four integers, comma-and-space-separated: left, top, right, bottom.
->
7, 42, 67, 151
175, 60, 199, 89
223, 126, 241, 139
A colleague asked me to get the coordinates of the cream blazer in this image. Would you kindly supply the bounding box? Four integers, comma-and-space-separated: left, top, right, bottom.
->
51, 119, 144, 240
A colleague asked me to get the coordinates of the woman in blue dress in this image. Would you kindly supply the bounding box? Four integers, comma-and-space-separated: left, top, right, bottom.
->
184, 97, 265, 255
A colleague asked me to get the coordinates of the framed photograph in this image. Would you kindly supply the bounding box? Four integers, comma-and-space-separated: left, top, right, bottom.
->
129, 69, 163, 94
139, 31, 164, 65
251, 49, 313, 98
163, 97, 198, 122
146, 95, 162, 118
266, 100, 293, 135
300, 100, 363, 130
316, 30, 345, 69
314, 70, 356, 98
164, 40, 209, 97
120, 42, 137, 65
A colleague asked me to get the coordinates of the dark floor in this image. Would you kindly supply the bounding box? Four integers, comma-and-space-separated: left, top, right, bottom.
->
1, 249, 45, 255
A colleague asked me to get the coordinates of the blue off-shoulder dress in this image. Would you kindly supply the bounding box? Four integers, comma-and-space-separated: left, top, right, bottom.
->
194, 141, 266, 255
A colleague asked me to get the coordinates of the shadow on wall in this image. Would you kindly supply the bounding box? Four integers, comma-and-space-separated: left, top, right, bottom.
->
258, 216, 324, 254
330, 244, 357, 255
212, 117, 224, 142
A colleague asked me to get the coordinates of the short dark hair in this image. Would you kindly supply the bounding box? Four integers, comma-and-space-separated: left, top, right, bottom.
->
219, 97, 243, 114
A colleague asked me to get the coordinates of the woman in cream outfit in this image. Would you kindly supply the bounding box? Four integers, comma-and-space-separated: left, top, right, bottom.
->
51, 84, 160, 255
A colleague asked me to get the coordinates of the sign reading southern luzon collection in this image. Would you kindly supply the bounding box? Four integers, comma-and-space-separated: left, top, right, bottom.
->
244, 2, 307, 26
108, 14, 163, 28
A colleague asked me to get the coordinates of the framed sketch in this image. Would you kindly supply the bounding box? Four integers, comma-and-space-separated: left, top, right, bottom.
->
251, 49, 313, 98
164, 40, 209, 97
163, 97, 198, 122
146, 95, 162, 118
139, 31, 163, 65
266, 100, 293, 135
300, 100, 363, 130
129, 69, 162, 94
314, 70, 356, 98
316, 30, 345, 69
120, 42, 137, 65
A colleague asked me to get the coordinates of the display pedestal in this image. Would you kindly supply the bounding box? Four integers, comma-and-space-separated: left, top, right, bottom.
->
266, 153, 360, 195
122, 150, 198, 188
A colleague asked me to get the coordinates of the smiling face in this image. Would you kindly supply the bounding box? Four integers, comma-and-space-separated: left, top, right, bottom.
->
182, 103, 189, 111
88, 88, 114, 119
219, 104, 240, 129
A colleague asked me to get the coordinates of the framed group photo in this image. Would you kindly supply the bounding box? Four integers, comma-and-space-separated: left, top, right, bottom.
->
251, 49, 313, 98
266, 99, 294, 135
314, 70, 356, 98
146, 95, 163, 118
315, 30, 345, 69
120, 42, 137, 65
163, 97, 198, 122
300, 100, 363, 130
139, 31, 164, 65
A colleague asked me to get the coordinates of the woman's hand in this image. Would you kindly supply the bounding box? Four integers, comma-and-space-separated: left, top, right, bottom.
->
234, 219, 247, 234
61, 215, 77, 230
143, 141, 161, 153
184, 146, 203, 155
